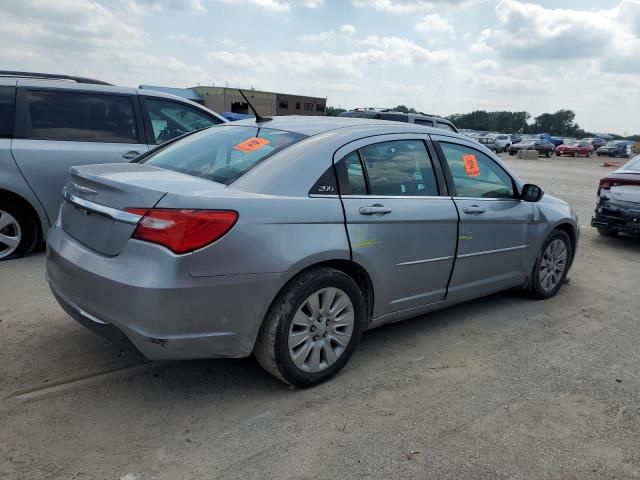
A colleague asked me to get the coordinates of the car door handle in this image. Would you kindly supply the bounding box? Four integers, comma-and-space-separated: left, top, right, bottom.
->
463, 205, 486, 214
122, 150, 141, 160
359, 204, 392, 216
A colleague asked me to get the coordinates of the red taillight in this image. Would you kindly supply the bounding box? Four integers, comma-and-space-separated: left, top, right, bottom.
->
598, 179, 612, 195
125, 208, 238, 254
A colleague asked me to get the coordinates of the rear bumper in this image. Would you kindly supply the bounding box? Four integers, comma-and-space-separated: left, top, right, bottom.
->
591, 206, 640, 235
46, 225, 283, 360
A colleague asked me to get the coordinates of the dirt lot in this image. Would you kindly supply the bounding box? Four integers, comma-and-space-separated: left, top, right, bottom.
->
1, 154, 639, 480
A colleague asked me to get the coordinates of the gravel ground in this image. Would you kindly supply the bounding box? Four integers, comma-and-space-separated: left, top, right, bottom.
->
1, 154, 639, 480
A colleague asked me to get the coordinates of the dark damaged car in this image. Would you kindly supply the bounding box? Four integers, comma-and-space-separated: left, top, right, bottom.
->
591, 155, 640, 237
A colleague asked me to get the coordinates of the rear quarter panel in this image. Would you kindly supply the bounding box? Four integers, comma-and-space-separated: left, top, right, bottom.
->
154, 192, 350, 277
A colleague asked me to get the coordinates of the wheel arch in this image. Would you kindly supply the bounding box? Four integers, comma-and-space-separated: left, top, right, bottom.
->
553, 222, 577, 266
261, 259, 375, 335
0, 188, 44, 245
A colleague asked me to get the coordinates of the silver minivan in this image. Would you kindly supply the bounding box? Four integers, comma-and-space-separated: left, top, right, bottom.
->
0, 71, 226, 260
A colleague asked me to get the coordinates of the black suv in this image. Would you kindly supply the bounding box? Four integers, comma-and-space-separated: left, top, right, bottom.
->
338, 109, 458, 132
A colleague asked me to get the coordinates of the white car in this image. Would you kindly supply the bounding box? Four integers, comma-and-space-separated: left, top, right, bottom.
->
490, 134, 512, 153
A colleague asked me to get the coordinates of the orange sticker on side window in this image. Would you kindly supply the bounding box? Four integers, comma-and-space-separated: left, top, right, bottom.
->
463, 154, 480, 177
233, 137, 270, 153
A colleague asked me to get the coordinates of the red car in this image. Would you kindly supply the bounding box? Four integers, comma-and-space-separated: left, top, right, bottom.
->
555, 141, 593, 157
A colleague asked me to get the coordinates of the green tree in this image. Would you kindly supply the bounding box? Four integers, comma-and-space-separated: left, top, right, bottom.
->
325, 106, 346, 117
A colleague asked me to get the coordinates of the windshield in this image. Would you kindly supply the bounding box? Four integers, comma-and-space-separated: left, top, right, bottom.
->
605, 140, 622, 146
564, 141, 578, 146
140, 125, 307, 184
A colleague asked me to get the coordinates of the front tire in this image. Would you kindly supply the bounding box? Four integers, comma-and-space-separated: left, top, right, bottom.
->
254, 267, 366, 388
527, 230, 572, 299
0, 205, 38, 260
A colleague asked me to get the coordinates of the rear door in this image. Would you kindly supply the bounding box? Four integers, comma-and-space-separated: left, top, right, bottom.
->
336, 134, 458, 320
11, 87, 149, 224
432, 135, 534, 301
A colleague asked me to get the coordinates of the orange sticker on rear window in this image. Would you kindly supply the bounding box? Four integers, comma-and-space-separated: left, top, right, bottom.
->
463, 154, 480, 177
233, 137, 270, 153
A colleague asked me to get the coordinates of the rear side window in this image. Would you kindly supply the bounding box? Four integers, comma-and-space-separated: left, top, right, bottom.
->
0, 87, 16, 137
141, 125, 306, 184
414, 119, 434, 127
435, 121, 456, 132
145, 98, 221, 145
26, 91, 139, 143
337, 140, 439, 196
379, 113, 408, 122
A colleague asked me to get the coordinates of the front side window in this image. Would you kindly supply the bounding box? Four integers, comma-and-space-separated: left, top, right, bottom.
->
0, 86, 15, 137
141, 125, 306, 184
439, 142, 514, 199
145, 98, 220, 145
26, 90, 139, 143
340, 140, 439, 196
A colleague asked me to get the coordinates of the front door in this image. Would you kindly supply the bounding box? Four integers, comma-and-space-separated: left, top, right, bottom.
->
12, 89, 148, 224
336, 135, 458, 320
433, 137, 534, 301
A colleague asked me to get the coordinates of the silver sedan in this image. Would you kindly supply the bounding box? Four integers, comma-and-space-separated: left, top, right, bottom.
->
46, 117, 579, 387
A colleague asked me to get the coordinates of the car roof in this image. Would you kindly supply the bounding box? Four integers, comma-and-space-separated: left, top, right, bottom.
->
13, 77, 137, 94
225, 115, 464, 138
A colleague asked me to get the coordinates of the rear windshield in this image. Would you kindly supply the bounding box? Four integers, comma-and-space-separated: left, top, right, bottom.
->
140, 125, 307, 184
618, 156, 640, 173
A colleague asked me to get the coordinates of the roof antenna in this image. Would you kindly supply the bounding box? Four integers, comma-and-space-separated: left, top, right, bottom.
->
238, 89, 272, 123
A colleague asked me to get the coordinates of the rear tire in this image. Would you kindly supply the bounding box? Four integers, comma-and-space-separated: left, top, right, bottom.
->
527, 230, 572, 300
254, 267, 366, 388
0, 205, 38, 260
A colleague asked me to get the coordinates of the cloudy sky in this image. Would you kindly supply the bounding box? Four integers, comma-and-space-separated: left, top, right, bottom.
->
1, 0, 639, 134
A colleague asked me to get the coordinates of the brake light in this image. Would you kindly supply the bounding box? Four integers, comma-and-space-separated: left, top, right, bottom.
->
125, 208, 238, 254
598, 179, 612, 193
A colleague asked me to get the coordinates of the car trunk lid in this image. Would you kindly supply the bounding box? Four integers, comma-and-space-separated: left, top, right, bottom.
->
61, 163, 229, 256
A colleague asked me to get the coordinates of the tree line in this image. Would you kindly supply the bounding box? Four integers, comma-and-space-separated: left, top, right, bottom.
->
325, 106, 639, 141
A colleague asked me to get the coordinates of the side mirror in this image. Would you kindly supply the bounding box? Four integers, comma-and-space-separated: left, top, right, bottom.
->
521, 183, 544, 202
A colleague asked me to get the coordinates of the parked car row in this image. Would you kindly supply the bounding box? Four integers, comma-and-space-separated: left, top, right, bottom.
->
0, 71, 226, 260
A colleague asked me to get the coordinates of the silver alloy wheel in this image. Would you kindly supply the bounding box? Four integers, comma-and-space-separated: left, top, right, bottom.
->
0, 210, 22, 259
288, 287, 355, 373
538, 239, 568, 292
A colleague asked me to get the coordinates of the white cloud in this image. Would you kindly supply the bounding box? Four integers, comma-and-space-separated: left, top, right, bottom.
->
472, 0, 634, 61
359, 36, 455, 65
415, 13, 455, 36
216, 0, 291, 12
130, 0, 206, 12
340, 24, 357, 34
352, 0, 478, 15
472, 59, 499, 71
216, 0, 324, 11
207, 51, 276, 71
298, 24, 357, 42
